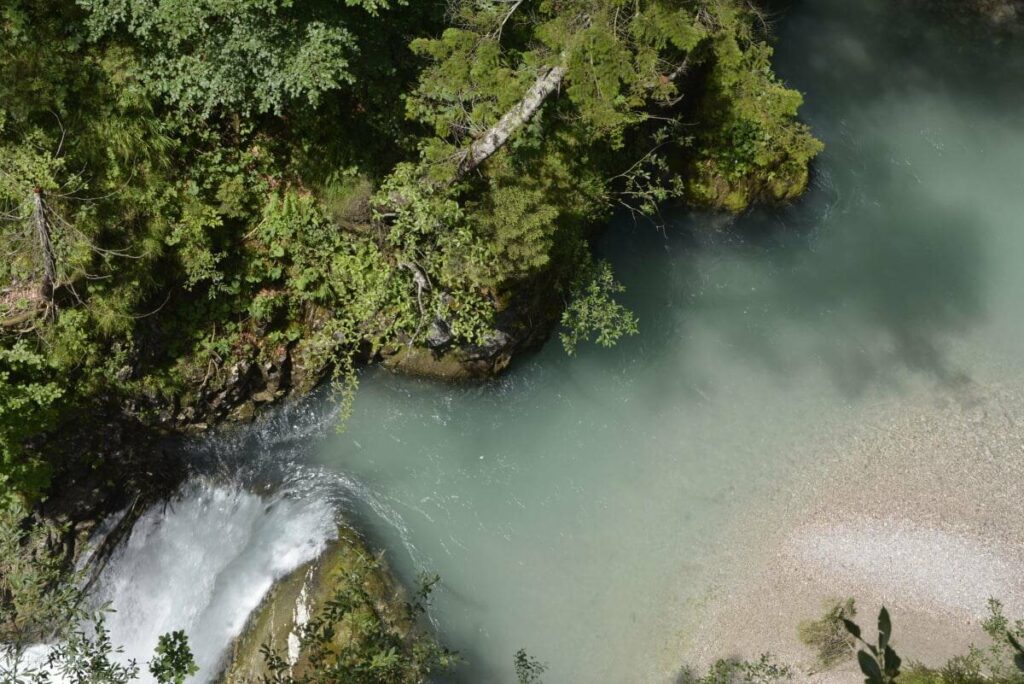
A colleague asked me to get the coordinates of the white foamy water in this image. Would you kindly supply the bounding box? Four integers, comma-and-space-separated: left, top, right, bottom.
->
91, 481, 335, 683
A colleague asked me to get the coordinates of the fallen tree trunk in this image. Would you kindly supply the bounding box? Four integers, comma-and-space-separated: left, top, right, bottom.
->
0, 308, 41, 329
456, 62, 568, 178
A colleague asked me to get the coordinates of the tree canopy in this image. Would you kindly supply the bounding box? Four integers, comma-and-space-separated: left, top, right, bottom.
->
0, 0, 821, 503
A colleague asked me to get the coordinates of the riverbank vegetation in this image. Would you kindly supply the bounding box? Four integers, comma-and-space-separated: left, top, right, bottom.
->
793, 602, 1024, 684
670, 603, 1024, 684
1, 0, 821, 507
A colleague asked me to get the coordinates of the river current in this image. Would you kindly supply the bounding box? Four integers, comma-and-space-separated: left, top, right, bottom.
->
91, 1, 1024, 682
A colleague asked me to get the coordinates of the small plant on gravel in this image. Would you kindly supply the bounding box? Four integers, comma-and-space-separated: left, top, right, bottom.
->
799, 597, 858, 670
680, 654, 793, 683
514, 649, 547, 684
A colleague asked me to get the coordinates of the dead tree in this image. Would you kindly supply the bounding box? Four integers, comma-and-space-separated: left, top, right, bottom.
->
31, 188, 58, 302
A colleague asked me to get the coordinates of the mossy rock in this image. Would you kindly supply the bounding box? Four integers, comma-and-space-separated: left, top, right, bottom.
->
686, 159, 813, 213
381, 344, 509, 381
219, 527, 410, 683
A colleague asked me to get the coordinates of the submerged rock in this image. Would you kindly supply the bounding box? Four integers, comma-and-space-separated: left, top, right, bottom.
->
380, 283, 559, 382
381, 344, 487, 381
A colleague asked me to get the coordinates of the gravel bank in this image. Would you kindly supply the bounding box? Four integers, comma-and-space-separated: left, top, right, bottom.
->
683, 379, 1024, 681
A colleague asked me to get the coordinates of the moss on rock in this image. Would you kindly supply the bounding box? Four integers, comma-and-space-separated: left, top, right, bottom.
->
380, 345, 509, 382
219, 526, 444, 684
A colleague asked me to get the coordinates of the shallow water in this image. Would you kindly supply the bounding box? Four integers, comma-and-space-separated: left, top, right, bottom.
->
91, 0, 1024, 681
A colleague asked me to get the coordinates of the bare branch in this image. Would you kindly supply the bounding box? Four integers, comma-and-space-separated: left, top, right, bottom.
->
493, 0, 525, 43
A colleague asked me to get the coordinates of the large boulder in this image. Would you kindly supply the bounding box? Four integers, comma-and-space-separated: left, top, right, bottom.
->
219, 526, 416, 683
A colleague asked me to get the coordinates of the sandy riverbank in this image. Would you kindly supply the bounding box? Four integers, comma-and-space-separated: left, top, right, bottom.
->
684, 378, 1024, 681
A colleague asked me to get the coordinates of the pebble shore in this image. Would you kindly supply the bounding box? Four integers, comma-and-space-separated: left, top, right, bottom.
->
686, 378, 1024, 681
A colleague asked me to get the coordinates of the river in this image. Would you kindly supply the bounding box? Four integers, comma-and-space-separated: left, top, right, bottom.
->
91, 1, 1024, 682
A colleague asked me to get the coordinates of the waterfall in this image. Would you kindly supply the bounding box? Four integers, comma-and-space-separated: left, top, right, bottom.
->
90, 480, 336, 683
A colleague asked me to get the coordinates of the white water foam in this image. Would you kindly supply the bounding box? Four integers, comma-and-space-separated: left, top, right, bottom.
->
89, 480, 336, 683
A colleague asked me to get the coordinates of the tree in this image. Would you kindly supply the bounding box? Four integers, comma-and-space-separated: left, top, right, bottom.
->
376, 0, 819, 348
0, 343, 62, 502
0, 0, 823, 501
79, 0, 400, 118
1, 0, 87, 321
1, 135, 88, 321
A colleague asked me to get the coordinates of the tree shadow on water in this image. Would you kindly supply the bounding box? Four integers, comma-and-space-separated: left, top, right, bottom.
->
600, 158, 988, 404
775, 180, 984, 395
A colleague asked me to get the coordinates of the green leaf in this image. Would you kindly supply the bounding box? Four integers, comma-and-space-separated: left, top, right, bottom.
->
1008, 632, 1024, 672
883, 645, 901, 677
878, 607, 892, 651
857, 650, 884, 684
1008, 630, 1024, 654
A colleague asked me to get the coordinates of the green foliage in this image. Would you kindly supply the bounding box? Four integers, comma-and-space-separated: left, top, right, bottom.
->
681, 654, 793, 683
899, 600, 1024, 683
798, 597, 857, 670
676, 601, 1024, 684
149, 631, 198, 684
560, 258, 638, 355
514, 648, 548, 684
166, 199, 226, 292
0, 501, 79, 661
687, 19, 824, 210
821, 600, 1024, 684
974, 599, 1024, 680
843, 607, 903, 684
400, 0, 820, 367
42, 612, 143, 684
21, 612, 198, 684
260, 552, 456, 684
0, 343, 63, 502
471, 183, 559, 285
372, 164, 498, 345
900, 659, 993, 684
79, 0, 397, 118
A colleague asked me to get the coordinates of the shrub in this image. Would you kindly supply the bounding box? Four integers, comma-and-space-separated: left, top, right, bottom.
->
798, 597, 857, 670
